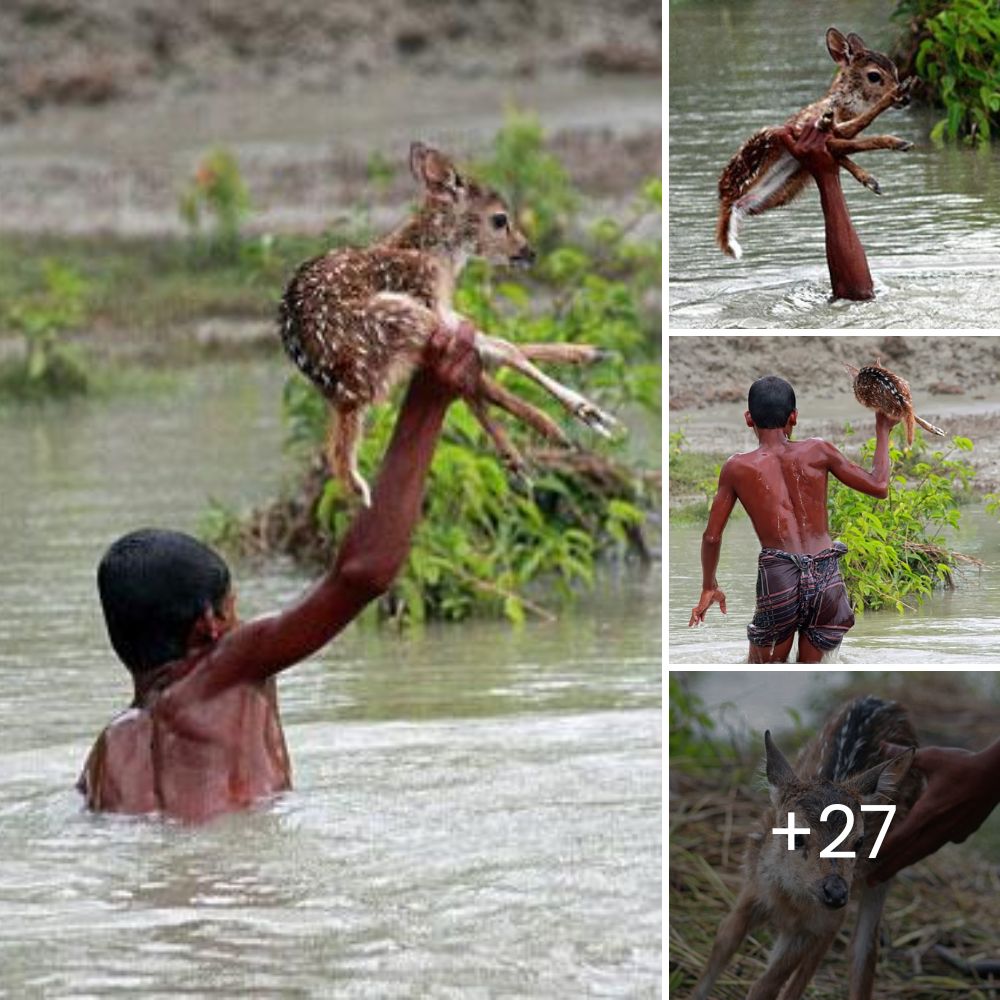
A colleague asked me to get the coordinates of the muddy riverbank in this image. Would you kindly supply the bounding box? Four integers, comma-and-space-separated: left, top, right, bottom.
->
0, 2, 661, 237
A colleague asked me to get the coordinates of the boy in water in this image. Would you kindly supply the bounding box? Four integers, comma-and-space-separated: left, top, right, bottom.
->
688, 375, 898, 663
79, 326, 480, 822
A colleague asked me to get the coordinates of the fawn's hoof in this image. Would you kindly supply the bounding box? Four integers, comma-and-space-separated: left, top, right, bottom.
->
575, 401, 620, 439
899, 140, 914, 152
350, 473, 373, 508
866, 177, 883, 196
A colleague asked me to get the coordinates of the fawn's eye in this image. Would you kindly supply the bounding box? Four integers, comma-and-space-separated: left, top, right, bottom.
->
794, 834, 808, 850
867, 71, 882, 84
490, 212, 508, 230
854, 836, 864, 853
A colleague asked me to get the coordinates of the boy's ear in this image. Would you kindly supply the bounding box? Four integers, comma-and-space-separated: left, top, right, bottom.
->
744, 409, 755, 428
189, 605, 222, 646
409, 142, 463, 202
787, 409, 798, 429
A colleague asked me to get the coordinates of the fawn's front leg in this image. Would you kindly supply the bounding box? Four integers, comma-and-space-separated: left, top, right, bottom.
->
692, 890, 760, 1000
847, 880, 890, 1000
828, 135, 914, 155
832, 78, 912, 139
775, 926, 840, 1000
746, 931, 827, 1000
840, 156, 883, 195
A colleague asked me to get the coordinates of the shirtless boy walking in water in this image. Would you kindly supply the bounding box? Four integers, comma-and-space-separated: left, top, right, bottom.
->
688, 375, 898, 663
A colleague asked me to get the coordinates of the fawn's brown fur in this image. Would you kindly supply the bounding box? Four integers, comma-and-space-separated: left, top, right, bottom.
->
693, 696, 922, 1000
717, 28, 913, 259
279, 142, 616, 505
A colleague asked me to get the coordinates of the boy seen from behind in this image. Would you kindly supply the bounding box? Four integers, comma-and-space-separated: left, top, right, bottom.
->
688, 375, 898, 663
79, 327, 480, 822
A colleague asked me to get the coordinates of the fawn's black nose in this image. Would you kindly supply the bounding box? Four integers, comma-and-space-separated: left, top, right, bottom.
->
820, 876, 849, 909
511, 246, 536, 267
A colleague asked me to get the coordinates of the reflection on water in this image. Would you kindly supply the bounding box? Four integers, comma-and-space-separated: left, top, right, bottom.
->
669, 512, 1000, 663
0, 362, 661, 996
669, 0, 1000, 328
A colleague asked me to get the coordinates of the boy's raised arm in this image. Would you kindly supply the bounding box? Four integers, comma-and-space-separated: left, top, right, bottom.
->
778, 121, 874, 302
824, 411, 898, 498
689, 459, 737, 627
196, 326, 481, 694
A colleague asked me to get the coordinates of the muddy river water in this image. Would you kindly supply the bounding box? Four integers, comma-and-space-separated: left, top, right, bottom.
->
669, 0, 1000, 328
0, 362, 661, 996
669, 511, 1000, 664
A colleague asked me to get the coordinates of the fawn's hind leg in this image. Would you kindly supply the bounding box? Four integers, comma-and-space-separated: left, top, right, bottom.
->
475, 334, 618, 438
327, 405, 371, 507
466, 396, 529, 482
841, 156, 883, 195
479, 375, 570, 446
516, 342, 611, 365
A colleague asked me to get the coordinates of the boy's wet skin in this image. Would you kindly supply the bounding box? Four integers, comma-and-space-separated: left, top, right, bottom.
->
689, 378, 898, 663
79, 324, 482, 823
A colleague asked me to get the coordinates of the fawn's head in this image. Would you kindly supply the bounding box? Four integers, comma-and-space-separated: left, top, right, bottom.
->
825, 27, 904, 118
407, 142, 535, 268
757, 731, 913, 911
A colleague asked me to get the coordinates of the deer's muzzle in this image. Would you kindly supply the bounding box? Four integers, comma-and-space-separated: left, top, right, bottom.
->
820, 875, 849, 909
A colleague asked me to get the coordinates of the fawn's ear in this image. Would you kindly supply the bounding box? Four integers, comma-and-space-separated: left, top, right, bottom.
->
848, 748, 915, 804
764, 730, 796, 804
846, 33, 868, 58
826, 28, 851, 66
409, 142, 463, 202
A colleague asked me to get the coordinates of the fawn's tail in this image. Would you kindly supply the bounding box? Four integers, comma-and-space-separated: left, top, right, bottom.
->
915, 415, 946, 437
716, 202, 743, 259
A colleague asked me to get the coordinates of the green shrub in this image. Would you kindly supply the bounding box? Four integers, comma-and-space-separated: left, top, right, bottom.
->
473, 107, 579, 251
1, 259, 90, 397
179, 148, 251, 260
894, 0, 1000, 145
830, 430, 977, 612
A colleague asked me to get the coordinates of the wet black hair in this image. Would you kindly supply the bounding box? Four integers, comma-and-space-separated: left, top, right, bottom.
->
97, 529, 230, 677
748, 375, 797, 429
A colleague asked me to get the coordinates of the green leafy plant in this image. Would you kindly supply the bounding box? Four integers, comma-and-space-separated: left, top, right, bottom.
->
2, 259, 90, 397
894, 0, 1000, 145
179, 148, 252, 260
830, 430, 978, 612
474, 107, 579, 251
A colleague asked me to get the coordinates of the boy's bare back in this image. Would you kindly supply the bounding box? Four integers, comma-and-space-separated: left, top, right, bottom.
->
722, 437, 839, 554
80, 673, 291, 822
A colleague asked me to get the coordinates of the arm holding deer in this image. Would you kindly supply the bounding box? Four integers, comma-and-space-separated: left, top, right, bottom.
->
778, 121, 874, 301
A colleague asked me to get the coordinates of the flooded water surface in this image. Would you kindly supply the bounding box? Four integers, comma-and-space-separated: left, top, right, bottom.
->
669, 512, 1000, 663
669, 0, 1000, 328
0, 363, 661, 996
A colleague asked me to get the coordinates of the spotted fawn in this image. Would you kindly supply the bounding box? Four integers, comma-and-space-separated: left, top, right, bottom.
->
717, 28, 913, 259
279, 142, 617, 505
693, 696, 921, 1000
846, 358, 945, 446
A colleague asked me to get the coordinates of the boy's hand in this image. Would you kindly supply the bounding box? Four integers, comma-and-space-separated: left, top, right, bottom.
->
778, 119, 840, 180
875, 410, 901, 434
416, 322, 482, 403
689, 588, 727, 627
868, 741, 999, 884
